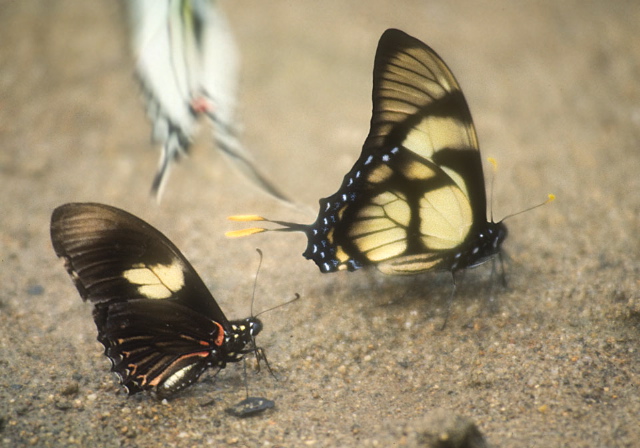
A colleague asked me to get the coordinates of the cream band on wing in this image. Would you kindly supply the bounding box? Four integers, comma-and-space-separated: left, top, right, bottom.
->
404, 116, 474, 160
123, 262, 185, 299
419, 185, 472, 250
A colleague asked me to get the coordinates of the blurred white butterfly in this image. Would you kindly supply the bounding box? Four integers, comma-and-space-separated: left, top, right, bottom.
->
127, 0, 288, 201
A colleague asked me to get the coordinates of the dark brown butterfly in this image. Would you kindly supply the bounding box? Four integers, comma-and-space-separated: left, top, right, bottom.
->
51, 202, 262, 398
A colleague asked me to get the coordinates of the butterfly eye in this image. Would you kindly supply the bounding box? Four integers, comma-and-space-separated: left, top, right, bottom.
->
251, 319, 263, 336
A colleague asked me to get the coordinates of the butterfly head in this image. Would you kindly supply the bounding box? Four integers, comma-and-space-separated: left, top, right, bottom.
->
246, 317, 263, 337
225, 317, 263, 361
455, 220, 508, 271
490, 220, 508, 251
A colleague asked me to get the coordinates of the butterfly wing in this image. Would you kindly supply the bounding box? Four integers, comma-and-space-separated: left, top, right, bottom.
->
128, 0, 200, 191
128, 0, 240, 196
51, 203, 231, 395
100, 299, 225, 397
303, 29, 491, 274
364, 28, 485, 215
128, 1, 291, 203
198, 0, 239, 142
195, 1, 294, 204
50, 202, 229, 324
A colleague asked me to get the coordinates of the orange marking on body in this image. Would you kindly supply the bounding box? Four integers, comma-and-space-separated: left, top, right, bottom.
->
191, 97, 214, 114
213, 321, 225, 346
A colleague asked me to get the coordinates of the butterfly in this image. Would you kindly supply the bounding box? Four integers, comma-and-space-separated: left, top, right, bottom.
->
227, 28, 510, 278
51, 202, 263, 399
127, 0, 289, 201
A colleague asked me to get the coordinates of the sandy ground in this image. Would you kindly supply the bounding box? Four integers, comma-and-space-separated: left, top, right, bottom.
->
1, 1, 639, 447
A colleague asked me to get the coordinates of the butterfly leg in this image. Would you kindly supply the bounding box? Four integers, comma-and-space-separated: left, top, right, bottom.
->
254, 347, 279, 381
241, 357, 250, 399
497, 250, 508, 288
486, 253, 508, 314
441, 270, 464, 330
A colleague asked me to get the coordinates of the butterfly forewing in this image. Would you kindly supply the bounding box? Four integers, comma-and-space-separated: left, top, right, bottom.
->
365, 30, 479, 159
51, 203, 229, 326
301, 29, 501, 275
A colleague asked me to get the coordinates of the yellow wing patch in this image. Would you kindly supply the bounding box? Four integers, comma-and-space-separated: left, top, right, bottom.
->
357, 205, 386, 219
334, 245, 351, 265
359, 229, 408, 262
348, 190, 411, 262
441, 166, 470, 199
367, 164, 394, 184
404, 116, 475, 160
363, 190, 411, 227
124, 262, 185, 299
399, 159, 437, 181
371, 190, 403, 206
349, 217, 397, 236
419, 185, 472, 250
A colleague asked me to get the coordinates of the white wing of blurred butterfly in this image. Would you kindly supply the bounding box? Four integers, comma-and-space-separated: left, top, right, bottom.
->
127, 0, 289, 202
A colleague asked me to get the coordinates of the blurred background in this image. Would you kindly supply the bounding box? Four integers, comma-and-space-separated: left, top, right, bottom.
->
1, 1, 639, 446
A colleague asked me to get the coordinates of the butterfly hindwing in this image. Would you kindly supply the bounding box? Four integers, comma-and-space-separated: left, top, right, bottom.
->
100, 299, 226, 397
302, 29, 504, 275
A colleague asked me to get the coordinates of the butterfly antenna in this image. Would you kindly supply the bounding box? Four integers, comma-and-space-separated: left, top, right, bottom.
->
250, 249, 264, 318
501, 194, 556, 222
248, 249, 301, 318
245, 249, 300, 380
255, 347, 278, 380
242, 358, 250, 399
487, 157, 498, 223
225, 215, 308, 238
252, 292, 300, 382
254, 293, 301, 319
